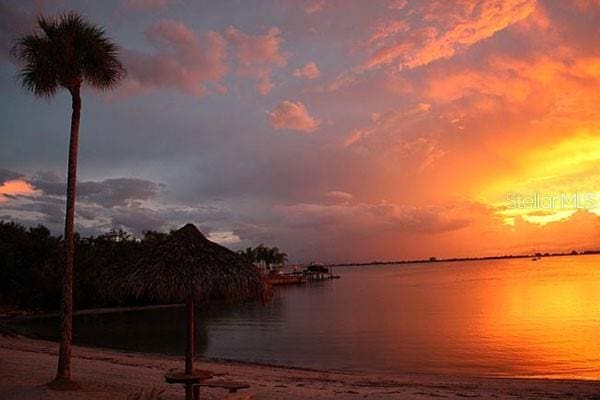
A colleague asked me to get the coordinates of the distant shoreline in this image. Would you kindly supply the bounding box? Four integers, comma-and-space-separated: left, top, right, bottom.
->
323, 249, 600, 268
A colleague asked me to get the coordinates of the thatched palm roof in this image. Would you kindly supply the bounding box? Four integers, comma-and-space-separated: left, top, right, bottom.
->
120, 223, 268, 304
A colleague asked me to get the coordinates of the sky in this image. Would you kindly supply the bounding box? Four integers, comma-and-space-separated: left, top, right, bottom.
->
0, 0, 599, 263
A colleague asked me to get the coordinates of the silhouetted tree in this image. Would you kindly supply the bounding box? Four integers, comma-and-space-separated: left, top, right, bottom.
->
142, 230, 169, 246
12, 13, 125, 384
238, 247, 257, 264
238, 244, 288, 271
0, 222, 61, 308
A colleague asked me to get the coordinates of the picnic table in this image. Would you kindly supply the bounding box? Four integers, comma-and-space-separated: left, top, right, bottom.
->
196, 379, 250, 393
165, 369, 213, 400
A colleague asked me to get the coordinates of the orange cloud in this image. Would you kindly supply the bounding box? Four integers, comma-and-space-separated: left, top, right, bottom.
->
364, 0, 537, 70
122, 20, 228, 96
343, 103, 434, 152
572, 0, 600, 9
225, 26, 288, 67
367, 19, 410, 45
387, 0, 407, 10
0, 179, 36, 201
266, 101, 320, 132
324, 190, 353, 204
293, 62, 320, 79
120, 21, 291, 97
427, 52, 600, 105
305, 71, 360, 93
226, 26, 290, 94
452, 209, 600, 258
302, 0, 326, 14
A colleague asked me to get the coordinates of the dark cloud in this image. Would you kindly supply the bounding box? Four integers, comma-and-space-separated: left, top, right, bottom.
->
33, 202, 64, 224
76, 205, 98, 221
275, 200, 470, 235
163, 204, 231, 223
0, 168, 23, 184
267, 198, 474, 262
30, 178, 64, 197
31, 176, 162, 208
111, 206, 166, 234
78, 178, 162, 208
0, 194, 64, 225
0, 169, 238, 239
1, 171, 165, 235
0, 168, 475, 262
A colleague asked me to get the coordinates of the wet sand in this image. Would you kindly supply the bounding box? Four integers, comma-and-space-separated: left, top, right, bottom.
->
1, 335, 600, 399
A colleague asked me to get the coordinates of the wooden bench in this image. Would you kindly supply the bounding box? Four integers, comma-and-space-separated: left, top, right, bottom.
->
164, 369, 213, 400
165, 370, 213, 385
194, 380, 250, 393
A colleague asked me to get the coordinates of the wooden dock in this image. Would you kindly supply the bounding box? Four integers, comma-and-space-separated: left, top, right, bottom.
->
267, 274, 305, 286
267, 265, 340, 286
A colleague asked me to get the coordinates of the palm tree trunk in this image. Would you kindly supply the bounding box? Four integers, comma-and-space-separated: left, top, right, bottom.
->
56, 85, 81, 383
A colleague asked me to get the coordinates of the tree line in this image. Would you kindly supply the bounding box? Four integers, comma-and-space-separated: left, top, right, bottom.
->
0, 221, 284, 311
1, 221, 144, 310
238, 244, 288, 271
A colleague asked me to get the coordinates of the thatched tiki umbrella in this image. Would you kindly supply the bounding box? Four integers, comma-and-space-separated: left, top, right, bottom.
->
120, 223, 268, 399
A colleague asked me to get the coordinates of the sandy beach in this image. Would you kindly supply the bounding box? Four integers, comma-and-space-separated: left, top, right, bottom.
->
1, 334, 600, 400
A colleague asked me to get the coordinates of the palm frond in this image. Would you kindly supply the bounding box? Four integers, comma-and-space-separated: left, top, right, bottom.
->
12, 11, 125, 96
12, 33, 59, 98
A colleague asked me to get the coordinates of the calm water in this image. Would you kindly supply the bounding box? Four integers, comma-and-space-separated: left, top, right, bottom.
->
11, 255, 600, 379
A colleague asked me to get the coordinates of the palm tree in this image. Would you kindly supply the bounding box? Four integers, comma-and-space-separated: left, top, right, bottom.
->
254, 244, 269, 269
265, 247, 278, 269
268, 246, 288, 269
238, 247, 257, 264
274, 249, 288, 266
12, 12, 125, 385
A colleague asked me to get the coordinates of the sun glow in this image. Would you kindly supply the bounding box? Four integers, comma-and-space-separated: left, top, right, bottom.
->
478, 132, 600, 226
478, 259, 600, 379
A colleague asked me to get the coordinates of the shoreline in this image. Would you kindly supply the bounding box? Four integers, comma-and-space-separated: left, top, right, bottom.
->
2, 334, 600, 399
9, 329, 600, 383
0, 303, 184, 322
324, 251, 600, 268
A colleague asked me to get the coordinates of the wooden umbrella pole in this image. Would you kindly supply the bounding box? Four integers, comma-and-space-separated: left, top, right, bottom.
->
186, 296, 195, 374
185, 296, 195, 400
